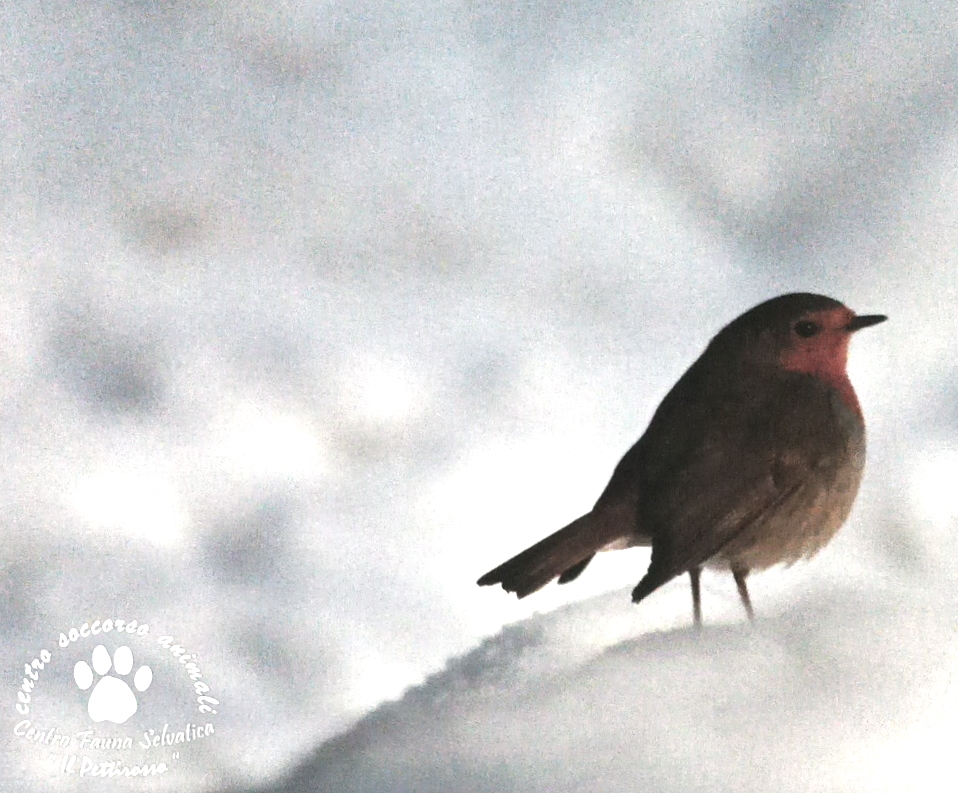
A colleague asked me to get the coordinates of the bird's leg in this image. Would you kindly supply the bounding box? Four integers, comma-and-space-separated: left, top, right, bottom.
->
732, 568, 754, 622
689, 567, 702, 628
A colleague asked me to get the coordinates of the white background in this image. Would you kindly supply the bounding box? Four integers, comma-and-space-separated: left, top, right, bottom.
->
3, 1, 958, 791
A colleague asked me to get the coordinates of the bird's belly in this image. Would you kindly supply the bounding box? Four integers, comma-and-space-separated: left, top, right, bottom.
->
600, 534, 651, 551
710, 486, 845, 570
717, 397, 866, 571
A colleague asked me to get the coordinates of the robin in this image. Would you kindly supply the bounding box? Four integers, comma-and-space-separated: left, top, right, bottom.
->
477, 293, 886, 625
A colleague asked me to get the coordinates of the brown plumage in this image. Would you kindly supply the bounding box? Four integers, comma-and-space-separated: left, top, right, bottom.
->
477, 293, 886, 625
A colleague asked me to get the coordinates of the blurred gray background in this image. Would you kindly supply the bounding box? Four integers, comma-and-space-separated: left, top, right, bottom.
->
3, 1, 957, 791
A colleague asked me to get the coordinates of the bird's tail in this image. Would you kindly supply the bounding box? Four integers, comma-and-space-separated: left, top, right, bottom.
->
477, 510, 629, 598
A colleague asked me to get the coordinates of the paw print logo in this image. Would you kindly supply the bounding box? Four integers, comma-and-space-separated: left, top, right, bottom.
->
74, 645, 153, 724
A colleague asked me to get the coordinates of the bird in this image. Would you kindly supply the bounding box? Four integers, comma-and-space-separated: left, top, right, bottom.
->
477, 293, 886, 625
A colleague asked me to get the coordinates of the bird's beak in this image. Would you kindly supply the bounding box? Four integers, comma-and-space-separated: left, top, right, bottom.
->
846, 314, 888, 331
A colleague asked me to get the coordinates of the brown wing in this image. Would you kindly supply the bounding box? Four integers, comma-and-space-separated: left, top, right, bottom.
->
627, 368, 848, 604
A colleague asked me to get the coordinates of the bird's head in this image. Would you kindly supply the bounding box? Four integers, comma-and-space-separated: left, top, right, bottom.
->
709, 293, 886, 387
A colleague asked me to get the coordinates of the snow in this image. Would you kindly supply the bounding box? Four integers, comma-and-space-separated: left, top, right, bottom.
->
269, 576, 958, 793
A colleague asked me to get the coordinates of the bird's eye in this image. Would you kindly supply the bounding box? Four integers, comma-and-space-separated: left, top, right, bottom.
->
794, 321, 819, 338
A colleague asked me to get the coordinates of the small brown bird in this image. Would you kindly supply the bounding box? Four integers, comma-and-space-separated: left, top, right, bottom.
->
477, 293, 885, 625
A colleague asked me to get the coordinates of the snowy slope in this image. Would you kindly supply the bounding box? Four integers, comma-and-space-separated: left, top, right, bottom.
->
265, 576, 958, 793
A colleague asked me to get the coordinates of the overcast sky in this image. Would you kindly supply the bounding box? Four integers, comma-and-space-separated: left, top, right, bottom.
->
4, 1, 958, 791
